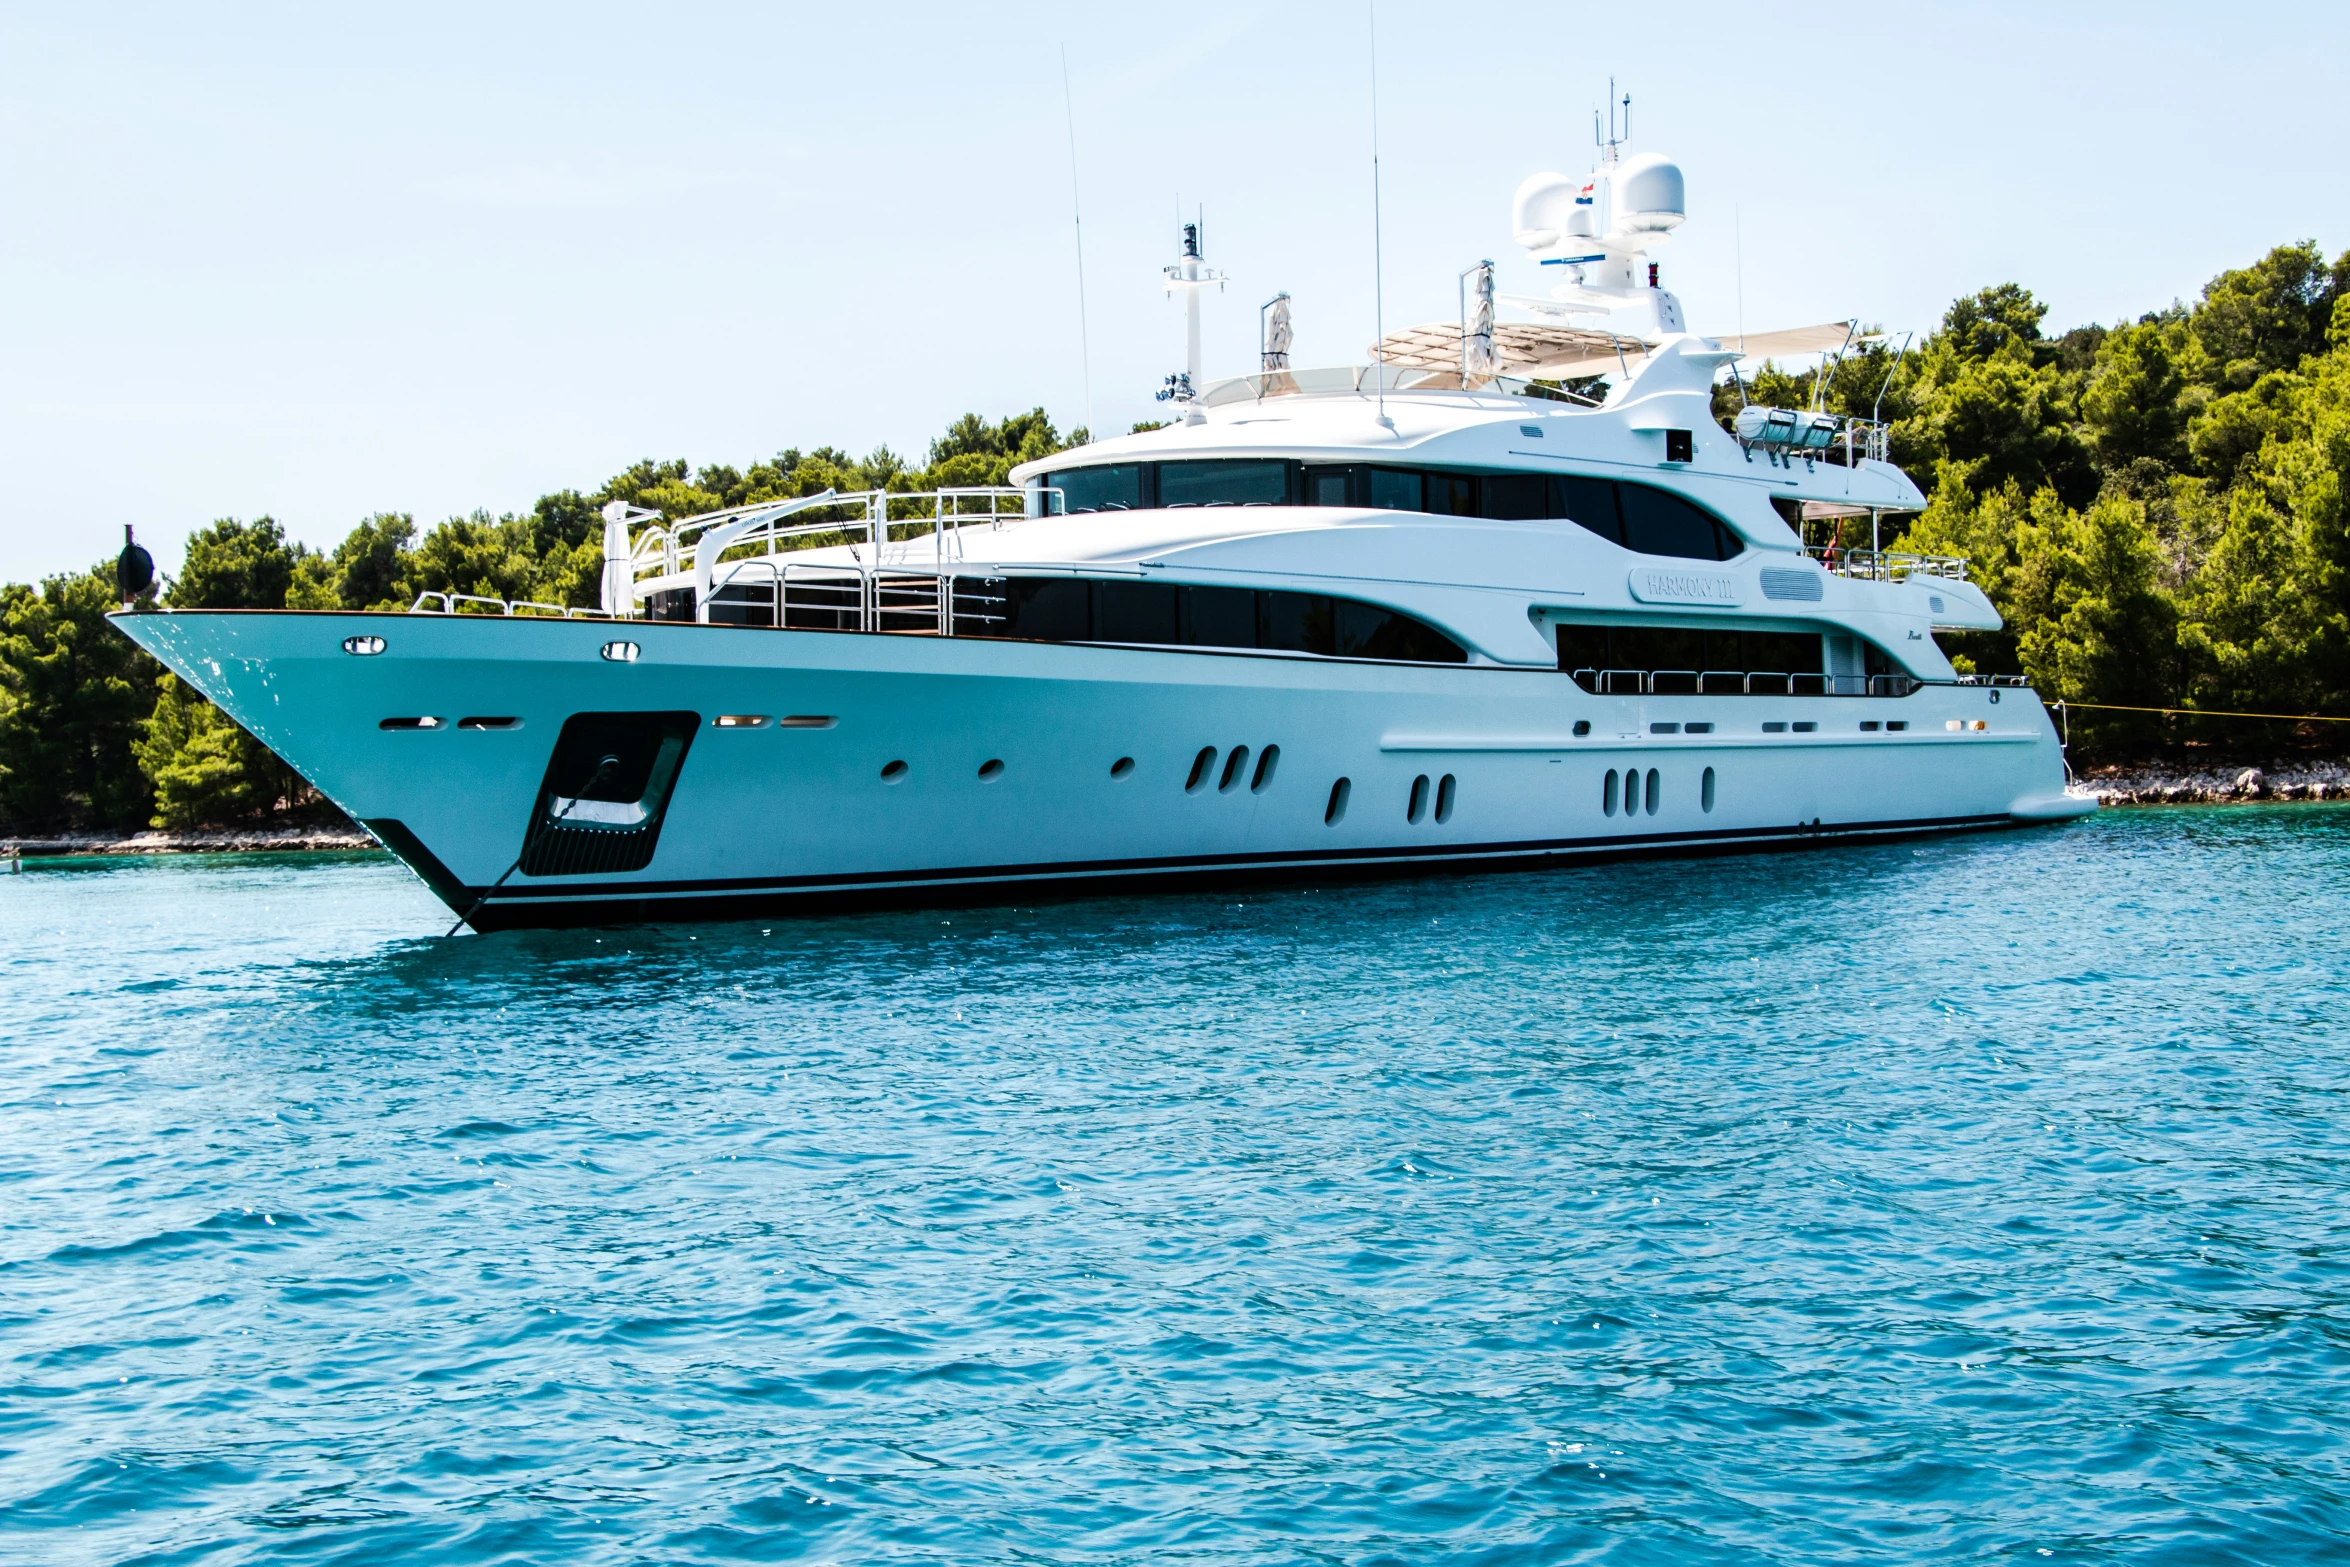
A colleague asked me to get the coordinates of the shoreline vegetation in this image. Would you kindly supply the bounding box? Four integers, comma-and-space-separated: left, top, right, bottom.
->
5, 243, 2349, 840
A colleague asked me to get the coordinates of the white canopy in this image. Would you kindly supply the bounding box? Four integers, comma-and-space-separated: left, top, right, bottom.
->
1368, 319, 1860, 381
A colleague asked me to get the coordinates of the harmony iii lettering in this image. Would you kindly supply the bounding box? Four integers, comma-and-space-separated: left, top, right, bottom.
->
1627, 568, 1742, 606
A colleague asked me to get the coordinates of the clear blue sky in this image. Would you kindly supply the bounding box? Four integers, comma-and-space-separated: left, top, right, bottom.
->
4, 1, 2345, 582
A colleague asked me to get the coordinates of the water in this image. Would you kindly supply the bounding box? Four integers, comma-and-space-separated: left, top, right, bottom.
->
4, 811, 2349, 1566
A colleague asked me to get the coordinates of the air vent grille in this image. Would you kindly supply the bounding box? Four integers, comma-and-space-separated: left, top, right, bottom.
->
1760, 568, 1825, 602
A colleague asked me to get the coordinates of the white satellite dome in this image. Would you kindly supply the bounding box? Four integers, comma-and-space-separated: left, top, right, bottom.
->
1510, 170, 1583, 251
1611, 152, 1685, 234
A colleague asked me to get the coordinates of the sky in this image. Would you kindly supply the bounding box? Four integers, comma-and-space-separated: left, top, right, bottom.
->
4, 1, 2347, 583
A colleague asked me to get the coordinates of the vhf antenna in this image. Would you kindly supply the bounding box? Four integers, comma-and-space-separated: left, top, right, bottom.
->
1059, 45, 1092, 439
1369, 0, 1390, 429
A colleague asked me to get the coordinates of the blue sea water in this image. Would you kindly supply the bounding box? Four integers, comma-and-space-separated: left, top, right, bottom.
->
4, 810, 2349, 1566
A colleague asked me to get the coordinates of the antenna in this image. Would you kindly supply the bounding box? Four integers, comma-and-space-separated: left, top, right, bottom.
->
1160, 207, 1224, 421
1369, 4, 1384, 419
1734, 204, 1745, 356
1059, 46, 1093, 439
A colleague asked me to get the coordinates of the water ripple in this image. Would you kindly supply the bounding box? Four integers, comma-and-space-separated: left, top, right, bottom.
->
3, 812, 2350, 1562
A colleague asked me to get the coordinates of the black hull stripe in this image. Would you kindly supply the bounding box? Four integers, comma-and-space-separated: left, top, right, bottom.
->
460, 811, 2016, 908
453, 815, 2032, 930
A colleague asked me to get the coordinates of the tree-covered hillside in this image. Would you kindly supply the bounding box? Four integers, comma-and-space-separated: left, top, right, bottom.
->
1730, 242, 2350, 752
3, 240, 2347, 834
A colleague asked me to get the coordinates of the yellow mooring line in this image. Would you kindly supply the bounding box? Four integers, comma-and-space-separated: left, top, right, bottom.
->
2055, 700, 2350, 723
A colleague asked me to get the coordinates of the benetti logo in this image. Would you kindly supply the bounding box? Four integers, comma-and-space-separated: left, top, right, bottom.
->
1628, 567, 1743, 606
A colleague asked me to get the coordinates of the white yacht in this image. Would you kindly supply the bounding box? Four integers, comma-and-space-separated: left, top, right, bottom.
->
113, 132, 2092, 929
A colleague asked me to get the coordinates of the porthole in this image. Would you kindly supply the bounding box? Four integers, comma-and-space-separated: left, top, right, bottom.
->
1702, 766, 1716, 813
978, 758, 1005, 782
342, 634, 385, 656
600, 641, 641, 663
456, 716, 521, 731
378, 716, 443, 731
1683, 722, 1713, 734
1185, 746, 1218, 793
1325, 777, 1351, 825
1645, 768, 1661, 815
1434, 773, 1456, 824
1762, 721, 1788, 734
1219, 746, 1251, 792
1603, 769, 1619, 817
714, 714, 769, 728
1573, 719, 1591, 737
1792, 721, 1817, 733
1886, 721, 1908, 732
1407, 774, 1430, 823
1250, 744, 1280, 792
777, 715, 837, 729
880, 760, 909, 783
1111, 756, 1136, 779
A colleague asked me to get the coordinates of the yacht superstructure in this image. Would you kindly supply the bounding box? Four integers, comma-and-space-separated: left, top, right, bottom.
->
112, 127, 2091, 929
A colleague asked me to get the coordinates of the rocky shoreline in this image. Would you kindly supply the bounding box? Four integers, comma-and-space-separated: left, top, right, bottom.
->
2076, 760, 2350, 806
3, 824, 377, 858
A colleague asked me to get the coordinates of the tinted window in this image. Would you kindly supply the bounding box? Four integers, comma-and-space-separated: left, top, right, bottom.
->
1049, 465, 1146, 514
1480, 473, 1547, 520
1616, 625, 1706, 673
1367, 469, 1422, 511
1182, 584, 1257, 649
1259, 590, 1334, 653
956, 579, 1463, 663
1555, 623, 1825, 678
1309, 470, 1351, 506
1618, 482, 1733, 560
1553, 476, 1622, 543
1158, 460, 1287, 507
1001, 578, 1091, 640
1098, 580, 1181, 644
1425, 473, 1476, 516
1337, 599, 1467, 663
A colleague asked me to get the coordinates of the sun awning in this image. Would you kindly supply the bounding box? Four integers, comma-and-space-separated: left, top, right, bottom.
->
1369, 321, 1641, 378
1707, 322, 1858, 361
1368, 318, 1861, 381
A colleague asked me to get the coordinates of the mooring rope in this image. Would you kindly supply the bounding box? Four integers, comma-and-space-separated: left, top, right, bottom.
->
446, 756, 616, 938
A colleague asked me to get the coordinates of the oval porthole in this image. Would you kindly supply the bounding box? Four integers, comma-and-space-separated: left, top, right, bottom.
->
1407, 774, 1430, 824
777, 715, 837, 729
1185, 746, 1218, 794
456, 716, 521, 731
601, 641, 641, 663
1219, 746, 1251, 792
1110, 756, 1136, 780
1250, 744, 1280, 793
342, 634, 385, 656
1434, 773, 1456, 824
1325, 777, 1351, 825
1702, 766, 1716, 813
880, 760, 909, 783
1645, 768, 1661, 815
714, 714, 769, 728
977, 758, 1005, 782
1603, 768, 1619, 817
378, 716, 444, 731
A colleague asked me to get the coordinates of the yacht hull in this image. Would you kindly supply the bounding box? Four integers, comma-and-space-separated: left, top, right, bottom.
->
113, 611, 2090, 930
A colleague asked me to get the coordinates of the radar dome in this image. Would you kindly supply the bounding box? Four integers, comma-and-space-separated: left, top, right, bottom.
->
1511, 171, 1581, 251
1612, 152, 1685, 234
